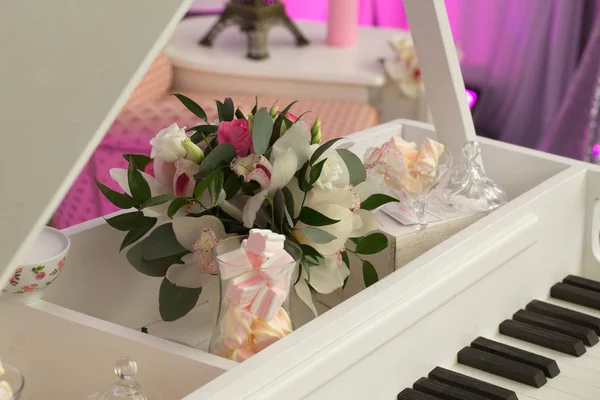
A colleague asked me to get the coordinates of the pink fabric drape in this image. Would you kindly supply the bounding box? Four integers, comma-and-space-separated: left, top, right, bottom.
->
282, 0, 584, 149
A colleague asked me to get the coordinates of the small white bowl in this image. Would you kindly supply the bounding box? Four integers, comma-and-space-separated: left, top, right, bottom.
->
1, 226, 70, 304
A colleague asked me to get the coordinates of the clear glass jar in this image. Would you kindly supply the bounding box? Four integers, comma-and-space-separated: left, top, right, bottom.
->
0, 363, 24, 400
209, 235, 302, 362
87, 358, 162, 400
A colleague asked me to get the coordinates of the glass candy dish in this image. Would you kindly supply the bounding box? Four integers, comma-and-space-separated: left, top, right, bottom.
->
433, 141, 507, 215
87, 358, 162, 400
0, 363, 25, 400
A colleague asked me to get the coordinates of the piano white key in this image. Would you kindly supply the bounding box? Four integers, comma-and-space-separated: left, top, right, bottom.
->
452, 363, 570, 400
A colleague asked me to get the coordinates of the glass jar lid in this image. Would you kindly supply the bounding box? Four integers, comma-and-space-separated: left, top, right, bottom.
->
88, 358, 160, 400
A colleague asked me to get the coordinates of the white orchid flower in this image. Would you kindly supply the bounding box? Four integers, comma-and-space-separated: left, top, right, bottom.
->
231, 154, 273, 190
241, 122, 312, 228
167, 216, 234, 288
308, 252, 349, 294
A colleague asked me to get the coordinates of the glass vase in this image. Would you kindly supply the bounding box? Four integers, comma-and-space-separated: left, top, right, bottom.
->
209, 235, 302, 362
0, 363, 25, 400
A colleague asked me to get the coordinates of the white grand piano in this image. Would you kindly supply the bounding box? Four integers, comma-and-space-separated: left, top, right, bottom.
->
2, 1, 600, 399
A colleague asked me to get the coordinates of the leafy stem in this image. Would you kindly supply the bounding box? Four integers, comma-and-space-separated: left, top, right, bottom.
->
345, 248, 364, 263
201, 133, 214, 151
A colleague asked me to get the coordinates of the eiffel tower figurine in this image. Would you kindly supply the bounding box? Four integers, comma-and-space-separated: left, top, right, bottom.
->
199, 0, 310, 60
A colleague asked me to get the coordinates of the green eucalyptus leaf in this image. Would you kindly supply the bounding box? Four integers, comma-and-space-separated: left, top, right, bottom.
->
194, 177, 212, 200
355, 232, 388, 255
119, 217, 157, 251
190, 126, 218, 144
141, 194, 176, 209
223, 173, 242, 199
127, 240, 188, 277
341, 250, 350, 268
336, 148, 366, 186
342, 276, 349, 290
299, 207, 339, 227
241, 180, 261, 195
309, 158, 327, 185
216, 100, 224, 121
299, 244, 323, 261
106, 211, 147, 231
142, 223, 187, 260
299, 227, 336, 244
235, 108, 246, 119
309, 138, 344, 165
297, 162, 311, 192
251, 96, 259, 115
197, 143, 236, 177
284, 208, 294, 229
159, 278, 203, 322
300, 258, 311, 281
173, 94, 207, 121
273, 189, 286, 231
123, 154, 152, 170
252, 108, 274, 155
281, 186, 295, 219
96, 180, 136, 209
187, 124, 218, 133
223, 97, 234, 121
208, 170, 224, 207
271, 101, 298, 144
127, 160, 151, 203
362, 260, 378, 288
360, 194, 399, 211
349, 237, 361, 246
167, 197, 191, 218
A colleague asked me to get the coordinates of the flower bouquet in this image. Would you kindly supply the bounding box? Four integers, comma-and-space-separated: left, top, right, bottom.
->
97, 95, 398, 321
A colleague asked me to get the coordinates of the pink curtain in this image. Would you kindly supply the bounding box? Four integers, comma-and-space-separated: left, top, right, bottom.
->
282, 0, 585, 149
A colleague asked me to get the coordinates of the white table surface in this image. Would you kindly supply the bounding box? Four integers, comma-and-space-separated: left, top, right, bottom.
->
166, 16, 405, 87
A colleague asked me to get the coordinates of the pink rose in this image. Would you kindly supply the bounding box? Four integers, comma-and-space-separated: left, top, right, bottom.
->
35, 272, 46, 281
217, 120, 252, 156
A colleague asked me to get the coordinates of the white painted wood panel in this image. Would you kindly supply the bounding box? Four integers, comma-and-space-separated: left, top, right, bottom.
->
0, 0, 191, 288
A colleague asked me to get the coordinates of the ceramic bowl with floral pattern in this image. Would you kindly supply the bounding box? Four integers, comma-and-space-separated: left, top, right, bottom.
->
1, 226, 70, 303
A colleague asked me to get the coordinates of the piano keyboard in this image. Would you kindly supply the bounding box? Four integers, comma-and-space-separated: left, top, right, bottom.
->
397, 274, 600, 400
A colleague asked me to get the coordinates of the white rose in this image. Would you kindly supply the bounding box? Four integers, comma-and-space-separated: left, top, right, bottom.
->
150, 123, 188, 162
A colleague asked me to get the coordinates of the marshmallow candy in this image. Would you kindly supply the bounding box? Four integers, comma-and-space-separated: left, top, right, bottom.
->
246, 229, 285, 258
251, 317, 286, 352
216, 247, 253, 280
0, 381, 12, 400
225, 271, 266, 307
230, 347, 256, 362
273, 307, 293, 334
250, 286, 287, 321
259, 250, 295, 287
220, 306, 255, 349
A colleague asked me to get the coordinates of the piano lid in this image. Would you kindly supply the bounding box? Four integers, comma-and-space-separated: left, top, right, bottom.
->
0, 0, 191, 287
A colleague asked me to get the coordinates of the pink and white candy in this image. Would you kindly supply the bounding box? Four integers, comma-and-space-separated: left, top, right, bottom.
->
220, 306, 255, 349
245, 229, 285, 258
217, 247, 254, 280
250, 286, 287, 321
225, 271, 266, 307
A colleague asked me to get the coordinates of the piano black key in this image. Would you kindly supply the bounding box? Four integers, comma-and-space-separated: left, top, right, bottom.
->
513, 309, 599, 346
397, 388, 444, 400
551, 282, 600, 311
428, 366, 517, 400
470, 336, 559, 378
413, 377, 490, 400
457, 346, 547, 388
564, 275, 600, 293
526, 299, 600, 335
499, 319, 586, 357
